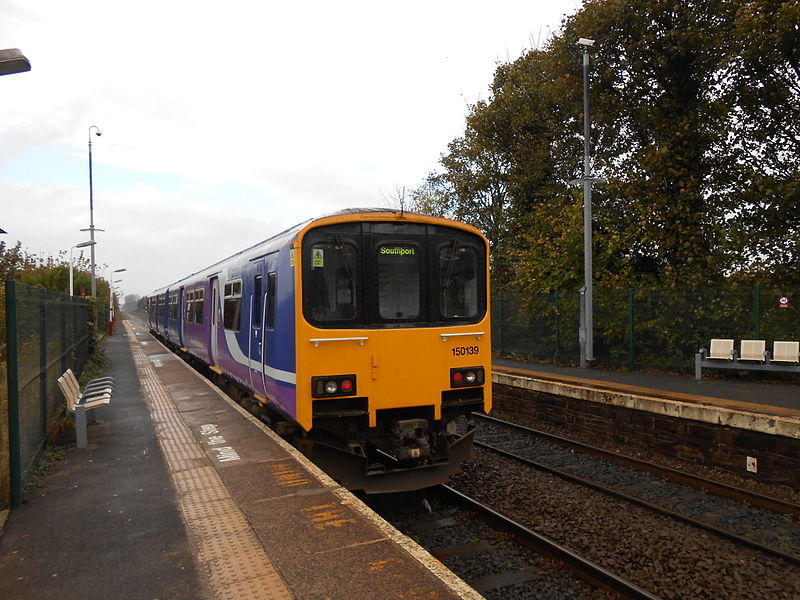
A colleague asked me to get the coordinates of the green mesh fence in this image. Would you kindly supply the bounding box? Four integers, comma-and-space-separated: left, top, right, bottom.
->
493, 285, 799, 372
2, 281, 92, 508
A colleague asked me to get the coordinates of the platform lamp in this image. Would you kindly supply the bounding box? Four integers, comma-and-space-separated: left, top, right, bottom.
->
109, 268, 126, 310
109, 268, 126, 326
69, 240, 96, 296
569, 37, 606, 368
1, 50, 30, 238
86, 125, 103, 297
0, 48, 30, 76
3, 48, 32, 512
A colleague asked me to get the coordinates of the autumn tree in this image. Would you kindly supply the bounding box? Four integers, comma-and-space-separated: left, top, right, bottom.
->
723, 0, 800, 283
414, 0, 799, 293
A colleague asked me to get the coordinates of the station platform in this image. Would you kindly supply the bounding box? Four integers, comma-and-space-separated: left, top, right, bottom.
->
0, 318, 480, 600
492, 357, 800, 439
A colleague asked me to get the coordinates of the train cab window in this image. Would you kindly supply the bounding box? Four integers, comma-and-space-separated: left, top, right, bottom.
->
377, 244, 420, 320
266, 272, 276, 330
302, 221, 486, 328
305, 240, 359, 324
253, 276, 263, 328
440, 244, 479, 318
223, 280, 242, 331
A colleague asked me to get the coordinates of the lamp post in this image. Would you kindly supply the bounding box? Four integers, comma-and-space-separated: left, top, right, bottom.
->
1, 47, 30, 512
87, 125, 102, 296
69, 240, 95, 296
1, 49, 30, 239
109, 268, 126, 334
576, 37, 599, 368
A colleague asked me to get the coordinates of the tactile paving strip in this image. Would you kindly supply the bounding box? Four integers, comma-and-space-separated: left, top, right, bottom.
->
124, 321, 292, 600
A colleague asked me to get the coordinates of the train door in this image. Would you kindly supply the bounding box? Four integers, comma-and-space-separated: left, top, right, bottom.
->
249, 261, 266, 396
160, 291, 168, 333
178, 285, 185, 348
210, 276, 220, 366
262, 270, 277, 396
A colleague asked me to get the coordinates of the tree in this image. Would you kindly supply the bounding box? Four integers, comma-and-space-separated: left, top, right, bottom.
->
123, 294, 141, 311
416, 0, 800, 293
723, 0, 800, 284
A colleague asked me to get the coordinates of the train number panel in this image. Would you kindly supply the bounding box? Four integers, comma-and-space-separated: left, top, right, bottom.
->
148, 209, 491, 493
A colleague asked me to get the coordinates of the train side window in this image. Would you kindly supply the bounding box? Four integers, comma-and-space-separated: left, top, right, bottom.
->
253, 276, 263, 328
376, 243, 421, 320
185, 291, 194, 323
266, 272, 276, 330
169, 293, 179, 320
223, 280, 242, 331
439, 243, 479, 318
195, 289, 204, 324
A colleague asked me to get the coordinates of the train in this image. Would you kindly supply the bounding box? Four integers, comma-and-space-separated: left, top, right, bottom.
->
147, 208, 491, 493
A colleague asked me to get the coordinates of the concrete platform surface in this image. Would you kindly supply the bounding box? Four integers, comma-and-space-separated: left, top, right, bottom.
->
0, 318, 478, 600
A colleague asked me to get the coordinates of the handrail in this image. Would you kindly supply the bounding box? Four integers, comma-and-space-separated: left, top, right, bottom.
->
441, 331, 484, 342
309, 337, 368, 347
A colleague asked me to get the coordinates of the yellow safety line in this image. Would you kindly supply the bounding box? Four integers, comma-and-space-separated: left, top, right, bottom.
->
124, 321, 292, 600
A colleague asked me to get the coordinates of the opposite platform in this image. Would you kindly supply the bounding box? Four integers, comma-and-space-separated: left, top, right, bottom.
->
494, 357, 800, 439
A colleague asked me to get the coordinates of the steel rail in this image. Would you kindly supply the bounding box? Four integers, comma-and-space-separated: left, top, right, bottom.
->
472, 414, 800, 566
438, 484, 663, 600
474, 412, 800, 518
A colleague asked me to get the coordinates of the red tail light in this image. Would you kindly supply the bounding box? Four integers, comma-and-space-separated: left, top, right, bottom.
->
312, 374, 357, 398
450, 367, 484, 388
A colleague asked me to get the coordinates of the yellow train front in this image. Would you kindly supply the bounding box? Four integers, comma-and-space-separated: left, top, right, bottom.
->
293, 210, 491, 493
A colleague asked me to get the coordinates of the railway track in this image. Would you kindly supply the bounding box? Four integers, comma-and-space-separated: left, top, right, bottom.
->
438, 485, 660, 599
367, 485, 656, 600
472, 412, 800, 565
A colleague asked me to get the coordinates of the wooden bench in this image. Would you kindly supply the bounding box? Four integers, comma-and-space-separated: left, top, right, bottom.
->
57, 369, 115, 448
695, 339, 800, 380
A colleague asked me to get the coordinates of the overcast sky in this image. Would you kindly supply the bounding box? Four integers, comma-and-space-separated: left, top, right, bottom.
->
1, 0, 579, 298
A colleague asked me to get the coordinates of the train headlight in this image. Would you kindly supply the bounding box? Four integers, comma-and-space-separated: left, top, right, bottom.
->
312, 375, 357, 398
450, 367, 484, 388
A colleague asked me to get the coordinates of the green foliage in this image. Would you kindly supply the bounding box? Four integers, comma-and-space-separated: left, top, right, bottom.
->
0, 241, 113, 353
0, 239, 112, 305
79, 332, 110, 384
413, 0, 800, 294
495, 284, 799, 373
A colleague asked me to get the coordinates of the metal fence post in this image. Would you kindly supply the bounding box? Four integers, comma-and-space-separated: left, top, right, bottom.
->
554, 290, 561, 360
5, 280, 22, 508
61, 297, 68, 374
628, 288, 635, 370
754, 285, 761, 339
497, 291, 504, 356
39, 288, 48, 439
